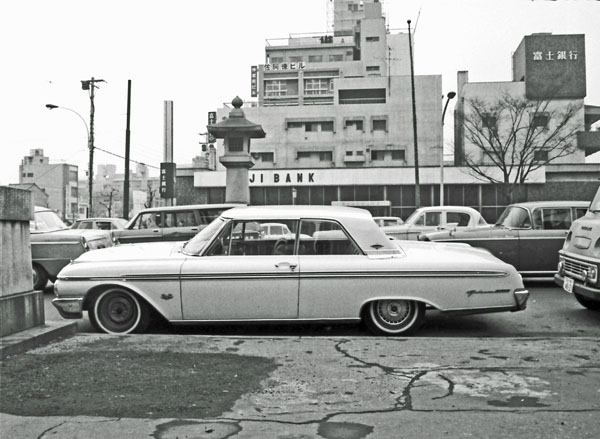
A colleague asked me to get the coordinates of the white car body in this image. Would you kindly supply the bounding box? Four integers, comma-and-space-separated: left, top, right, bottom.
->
53, 205, 527, 335
381, 206, 487, 240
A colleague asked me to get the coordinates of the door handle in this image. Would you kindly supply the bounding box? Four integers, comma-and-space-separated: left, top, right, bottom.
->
275, 262, 297, 271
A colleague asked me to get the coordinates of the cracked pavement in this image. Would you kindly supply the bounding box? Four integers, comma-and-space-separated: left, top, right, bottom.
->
2, 334, 599, 438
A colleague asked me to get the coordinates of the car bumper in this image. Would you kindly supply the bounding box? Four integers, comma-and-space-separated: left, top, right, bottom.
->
514, 288, 530, 311
52, 297, 84, 319
555, 274, 600, 299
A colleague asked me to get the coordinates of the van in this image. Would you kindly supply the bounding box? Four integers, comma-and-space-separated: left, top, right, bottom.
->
555, 187, 600, 310
113, 204, 241, 244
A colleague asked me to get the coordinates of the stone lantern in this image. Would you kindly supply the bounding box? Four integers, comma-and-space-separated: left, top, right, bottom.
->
207, 96, 266, 204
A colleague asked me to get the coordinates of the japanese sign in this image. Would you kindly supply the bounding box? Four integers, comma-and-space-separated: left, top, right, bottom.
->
263, 62, 306, 71
159, 162, 176, 199
207, 111, 216, 143
250, 66, 258, 97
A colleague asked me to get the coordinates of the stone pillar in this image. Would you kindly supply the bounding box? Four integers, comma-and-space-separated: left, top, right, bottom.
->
208, 97, 266, 205
0, 186, 44, 337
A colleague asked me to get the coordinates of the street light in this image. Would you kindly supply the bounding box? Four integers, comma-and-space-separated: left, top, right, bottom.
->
46, 104, 92, 215
440, 91, 456, 206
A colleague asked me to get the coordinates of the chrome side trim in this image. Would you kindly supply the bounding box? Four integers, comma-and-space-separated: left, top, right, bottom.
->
58, 269, 509, 282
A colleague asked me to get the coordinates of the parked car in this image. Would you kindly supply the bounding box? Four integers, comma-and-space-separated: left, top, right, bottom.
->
381, 206, 487, 240
30, 206, 113, 290
112, 204, 241, 244
53, 205, 528, 335
420, 200, 590, 278
71, 217, 129, 230
373, 216, 404, 227
555, 188, 600, 310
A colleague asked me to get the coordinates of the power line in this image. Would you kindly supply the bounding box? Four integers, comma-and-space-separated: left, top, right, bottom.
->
93, 145, 159, 169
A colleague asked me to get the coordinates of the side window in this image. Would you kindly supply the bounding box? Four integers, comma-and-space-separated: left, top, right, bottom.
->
575, 208, 587, 219
206, 220, 298, 256
197, 209, 225, 226
447, 212, 470, 227
164, 213, 175, 228
425, 212, 441, 227
80, 221, 93, 229
137, 213, 160, 229
174, 211, 195, 227
544, 208, 571, 230
96, 222, 111, 230
298, 219, 360, 255
532, 210, 543, 230
413, 214, 425, 226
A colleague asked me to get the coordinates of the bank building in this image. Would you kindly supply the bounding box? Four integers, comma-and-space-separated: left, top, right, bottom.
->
175, 0, 600, 221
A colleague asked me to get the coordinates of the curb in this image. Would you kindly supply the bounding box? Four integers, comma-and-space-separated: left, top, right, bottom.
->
0, 321, 78, 360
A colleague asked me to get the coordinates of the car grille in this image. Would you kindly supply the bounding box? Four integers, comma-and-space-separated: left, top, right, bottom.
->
563, 257, 592, 281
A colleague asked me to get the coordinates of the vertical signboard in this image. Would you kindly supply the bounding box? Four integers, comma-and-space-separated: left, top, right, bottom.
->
160, 162, 176, 199
251, 65, 258, 97
207, 111, 216, 143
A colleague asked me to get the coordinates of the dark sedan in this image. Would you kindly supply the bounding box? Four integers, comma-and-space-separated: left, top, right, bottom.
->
420, 201, 589, 278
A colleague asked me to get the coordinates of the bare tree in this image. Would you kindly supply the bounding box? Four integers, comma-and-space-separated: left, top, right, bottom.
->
99, 186, 118, 217
460, 93, 583, 203
144, 181, 157, 209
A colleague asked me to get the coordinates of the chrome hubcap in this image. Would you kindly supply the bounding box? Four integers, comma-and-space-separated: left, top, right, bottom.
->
377, 300, 411, 325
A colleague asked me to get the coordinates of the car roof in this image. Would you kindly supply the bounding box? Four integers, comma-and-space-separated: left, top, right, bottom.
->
508, 200, 590, 208
413, 206, 481, 213
221, 205, 373, 221
135, 203, 243, 214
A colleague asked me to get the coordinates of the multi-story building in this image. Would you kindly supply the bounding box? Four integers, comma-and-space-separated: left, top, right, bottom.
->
454, 33, 600, 166
19, 149, 78, 220
181, 0, 445, 219
176, 2, 599, 221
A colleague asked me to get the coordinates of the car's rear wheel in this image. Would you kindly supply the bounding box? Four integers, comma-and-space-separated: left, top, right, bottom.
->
89, 287, 151, 334
32, 264, 48, 291
364, 299, 425, 335
574, 293, 600, 311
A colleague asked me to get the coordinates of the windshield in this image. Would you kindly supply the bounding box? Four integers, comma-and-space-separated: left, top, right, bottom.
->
589, 188, 600, 213
182, 216, 226, 255
30, 210, 69, 232
495, 206, 531, 228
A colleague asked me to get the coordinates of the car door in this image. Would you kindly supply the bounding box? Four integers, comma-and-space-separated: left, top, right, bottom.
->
180, 219, 299, 320
297, 219, 367, 319
115, 211, 163, 243
518, 207, 571, 275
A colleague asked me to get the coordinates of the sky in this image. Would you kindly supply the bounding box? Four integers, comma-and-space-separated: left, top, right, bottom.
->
1, 0, 599, 186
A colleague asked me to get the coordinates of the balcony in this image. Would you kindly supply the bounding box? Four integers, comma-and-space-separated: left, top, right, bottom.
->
577, 131, 600, 156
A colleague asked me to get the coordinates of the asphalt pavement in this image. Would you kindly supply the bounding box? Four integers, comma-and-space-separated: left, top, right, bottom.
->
1, 281, 599, 438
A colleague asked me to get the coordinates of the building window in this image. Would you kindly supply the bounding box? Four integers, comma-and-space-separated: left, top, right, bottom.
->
270, 57, 283, 64
391, 150, 405, 161
69, 170, 78, 182
70, 187, 78, 197
329, 54, 343, 62
366, 36, 380, 42
366, 66, 380, 72
297, 151, 332, 162
346, 151, 353, 157
531, 113, 549, 129
308, 55, 323, 63
229, 137, 244, 152
287, 121, 303, 129
289, 56, 303, 63
27, 172, 34, 177
345, 119, 364, 130
305, 121, 334, 132
482, 115, 497, 132
533, 150, 549, 162
265, 80, 287, 96
305, 78, 331, 95
253, 152, 274, 162
372, 119, 387, 131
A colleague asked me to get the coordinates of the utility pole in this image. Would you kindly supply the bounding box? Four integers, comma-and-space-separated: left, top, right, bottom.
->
81, 77, 105, 217
407, 20, 420, 209
123, 80, 132, 219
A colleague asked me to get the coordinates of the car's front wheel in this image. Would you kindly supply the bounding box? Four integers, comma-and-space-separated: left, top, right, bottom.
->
32, 264, 48, 291
364, 299, 425, 335
574, 293, 600, 311
89, 287, 151, 334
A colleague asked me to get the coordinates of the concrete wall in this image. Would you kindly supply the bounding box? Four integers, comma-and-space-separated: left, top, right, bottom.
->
0, 186, 43, 337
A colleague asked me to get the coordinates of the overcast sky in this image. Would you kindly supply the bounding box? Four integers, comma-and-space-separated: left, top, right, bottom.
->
1, 0, 599, 186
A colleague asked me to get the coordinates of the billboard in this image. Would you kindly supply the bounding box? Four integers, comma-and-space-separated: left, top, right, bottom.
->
523, 34, 586, 99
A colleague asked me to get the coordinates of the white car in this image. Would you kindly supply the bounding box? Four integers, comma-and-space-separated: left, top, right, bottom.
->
373, 216, 404, 227
53, 206, 528, 335
381, 206, 487, 240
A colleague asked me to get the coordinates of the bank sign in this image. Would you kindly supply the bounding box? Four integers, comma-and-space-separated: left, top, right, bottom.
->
524, 34, 586, 99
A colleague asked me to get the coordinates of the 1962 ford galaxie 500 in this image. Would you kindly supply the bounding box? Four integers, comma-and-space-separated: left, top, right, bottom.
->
53, 206, 529, 335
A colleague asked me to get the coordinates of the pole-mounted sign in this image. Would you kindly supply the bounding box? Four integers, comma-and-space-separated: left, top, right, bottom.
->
159, 162, 176, 199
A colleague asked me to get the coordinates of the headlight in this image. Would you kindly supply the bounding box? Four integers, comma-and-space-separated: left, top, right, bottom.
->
588, 265, 598, 283
557, 256, 564, 274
